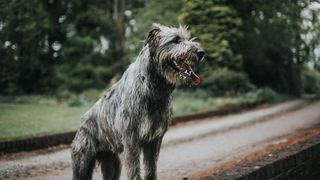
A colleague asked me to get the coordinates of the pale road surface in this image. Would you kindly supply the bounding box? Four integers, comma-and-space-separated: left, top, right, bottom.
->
1, 99, 320, 179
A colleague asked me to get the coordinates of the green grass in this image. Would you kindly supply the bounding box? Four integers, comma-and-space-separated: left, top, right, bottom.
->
172, 88, 291, 115
0, 103, 91, 141
0, 88, 290, 140
173, 96, 244, 115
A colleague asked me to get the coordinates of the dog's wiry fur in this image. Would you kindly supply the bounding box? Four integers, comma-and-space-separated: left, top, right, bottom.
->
71, 24, 204, 180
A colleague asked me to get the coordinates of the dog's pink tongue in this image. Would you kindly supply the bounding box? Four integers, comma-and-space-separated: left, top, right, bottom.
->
191, 71, 201, 86
184, 63, 201, 86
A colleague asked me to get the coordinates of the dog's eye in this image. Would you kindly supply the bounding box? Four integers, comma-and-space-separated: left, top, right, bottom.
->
172, 36, 181, 44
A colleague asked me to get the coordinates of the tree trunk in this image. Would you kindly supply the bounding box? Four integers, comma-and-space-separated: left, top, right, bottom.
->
112, 0, 125, 71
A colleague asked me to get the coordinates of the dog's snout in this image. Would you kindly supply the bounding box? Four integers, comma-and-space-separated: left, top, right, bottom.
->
196, 48, 205, 61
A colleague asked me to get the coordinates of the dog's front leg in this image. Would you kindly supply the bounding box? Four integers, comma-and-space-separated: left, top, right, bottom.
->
123, 142, 142, 180
142, 137, 163, 180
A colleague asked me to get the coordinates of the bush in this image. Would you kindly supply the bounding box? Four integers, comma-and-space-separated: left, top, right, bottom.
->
0, 95, 57, 105
248, 87, 290, 104
201, 68, 255, 96
56, 89, 73, 102
301, 67, 320, 94
56, 88, 101, 106
68, 96, 83, 107
172, 87, 291, 115
79, 89, 102, 104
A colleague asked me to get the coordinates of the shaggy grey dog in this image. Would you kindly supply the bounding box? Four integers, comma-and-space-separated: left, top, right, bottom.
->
71, 24, 204, 180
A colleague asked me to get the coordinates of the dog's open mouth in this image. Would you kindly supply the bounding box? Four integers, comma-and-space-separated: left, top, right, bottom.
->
171, 60, 201, 86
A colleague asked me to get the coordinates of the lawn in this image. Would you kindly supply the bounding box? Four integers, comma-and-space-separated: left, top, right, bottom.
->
0, 103, 91, 141
0, 88, 290, 141
0, 97, 232, 141
171, 88, 289, 115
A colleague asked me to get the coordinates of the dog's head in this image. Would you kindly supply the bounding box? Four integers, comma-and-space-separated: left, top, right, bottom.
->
144, 24, 204, 86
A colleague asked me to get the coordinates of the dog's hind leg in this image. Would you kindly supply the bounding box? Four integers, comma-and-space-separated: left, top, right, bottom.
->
71, 130, 97, 180
71, 147, 96, 180
97, 151, 121, 180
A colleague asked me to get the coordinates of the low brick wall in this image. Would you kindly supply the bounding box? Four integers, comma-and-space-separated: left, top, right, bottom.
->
200, 135, 320, 180
0, 132, 75, 153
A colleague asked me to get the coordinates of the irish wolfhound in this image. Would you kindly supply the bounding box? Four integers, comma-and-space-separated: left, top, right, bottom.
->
71, 24, 204, 180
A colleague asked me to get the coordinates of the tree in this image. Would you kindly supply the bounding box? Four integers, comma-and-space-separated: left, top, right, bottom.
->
56, 0, 115, 93
228, 0, 319, 95
180, 0, 243, 71
0, 0, 128, 94
179, 0, 251, 95
180, 0, 320, 95
127, 0, 183, 60
0, 0, 53, 94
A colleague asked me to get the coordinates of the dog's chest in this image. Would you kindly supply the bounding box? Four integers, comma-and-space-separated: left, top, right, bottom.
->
137, 89, 171, 141
139, 116, 168, 142
121, 71, 173, 141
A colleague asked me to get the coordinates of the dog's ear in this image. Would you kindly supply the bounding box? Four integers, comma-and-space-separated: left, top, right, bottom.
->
144, 27, 160, 47
144, 27, 160, 57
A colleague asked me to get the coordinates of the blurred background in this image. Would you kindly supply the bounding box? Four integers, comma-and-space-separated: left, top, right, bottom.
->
0, 0, 320, 141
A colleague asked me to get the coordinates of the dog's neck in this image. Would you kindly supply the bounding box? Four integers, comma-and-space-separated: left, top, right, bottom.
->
136, 46, 175, 96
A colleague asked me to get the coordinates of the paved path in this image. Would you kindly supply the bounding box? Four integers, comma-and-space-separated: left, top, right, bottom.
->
1, 99, 319, 179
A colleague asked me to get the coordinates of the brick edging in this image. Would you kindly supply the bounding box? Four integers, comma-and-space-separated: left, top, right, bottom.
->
0, 132, 75, 154
200, 135, 320, 180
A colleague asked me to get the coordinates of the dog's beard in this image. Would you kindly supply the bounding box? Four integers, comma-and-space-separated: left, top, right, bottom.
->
156, 47, 201, 86
160, 59, 201, 86
161, 64, 180, 84
169, 59, 201, 86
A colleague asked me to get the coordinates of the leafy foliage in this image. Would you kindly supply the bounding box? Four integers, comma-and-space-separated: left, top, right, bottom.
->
179, 0, 243, 71
301, 66, 320, 94
0, 0, 319, 97
127, 0, 183, 58
179, 0, 252, 95
0, 0, 53, 94
229, 0, 318, 95
180, 0, 320, 96
201, 68, 254, 96
0, 0, 126, 95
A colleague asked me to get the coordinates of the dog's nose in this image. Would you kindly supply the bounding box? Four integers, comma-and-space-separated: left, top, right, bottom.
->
196, 48, 205, 61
